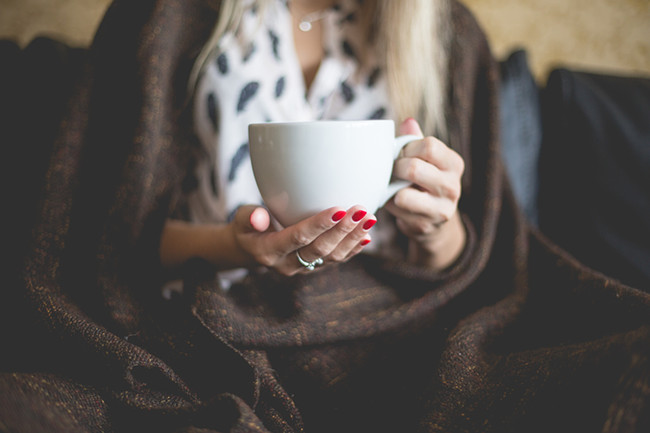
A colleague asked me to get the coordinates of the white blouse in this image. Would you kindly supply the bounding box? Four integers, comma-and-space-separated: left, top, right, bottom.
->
187, 0, 398, 286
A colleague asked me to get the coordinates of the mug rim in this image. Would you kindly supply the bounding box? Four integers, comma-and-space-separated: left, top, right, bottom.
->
248, 119, 394, 128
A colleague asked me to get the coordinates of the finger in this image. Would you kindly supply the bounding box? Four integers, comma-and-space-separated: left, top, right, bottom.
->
233, 205, 270, 233
343, 237, 371, 261
399, 117, 424, 137
393, 158, 461, 202
385, 188, 436, 218
391, 186, 459, 216
385, 192, 456, 233
394, 216, 438, 239
296, 206, 369, 263
272, 207, 347, 257
324, 212, 377, 262
400, 136, 464, 173
249, 207, 271, 232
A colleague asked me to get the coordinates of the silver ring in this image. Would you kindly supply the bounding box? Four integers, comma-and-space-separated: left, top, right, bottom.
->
296, 250, 324, 271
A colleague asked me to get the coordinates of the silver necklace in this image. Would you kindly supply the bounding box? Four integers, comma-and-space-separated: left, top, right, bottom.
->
298, 9, 329, 32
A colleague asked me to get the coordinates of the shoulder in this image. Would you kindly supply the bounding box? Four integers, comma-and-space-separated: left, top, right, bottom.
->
444, 1, 500, 190
445, 0, 497, 99
448, 0, 492, 61
91, 0, 218, 102
92, 0, 217, 55
445, 0, 497, 111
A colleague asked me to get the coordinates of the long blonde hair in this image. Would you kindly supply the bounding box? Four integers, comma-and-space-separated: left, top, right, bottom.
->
189, 0, 450, 137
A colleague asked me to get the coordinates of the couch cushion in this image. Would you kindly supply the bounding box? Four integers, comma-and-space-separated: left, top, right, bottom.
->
499, 49, 542, 225
538, 68, 650, 290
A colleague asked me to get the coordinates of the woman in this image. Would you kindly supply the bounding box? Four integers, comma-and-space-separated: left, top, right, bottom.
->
160, 0, 466, 278
7, 0, 647, 432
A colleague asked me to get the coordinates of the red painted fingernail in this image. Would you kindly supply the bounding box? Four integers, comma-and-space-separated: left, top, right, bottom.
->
332, 210, 347, 222
352, 210, 367, 222
363, 219, 377, 230
360, 239, 371, 246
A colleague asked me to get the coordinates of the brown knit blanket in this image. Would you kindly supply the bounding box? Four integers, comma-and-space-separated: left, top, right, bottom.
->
2, 0, 648, 432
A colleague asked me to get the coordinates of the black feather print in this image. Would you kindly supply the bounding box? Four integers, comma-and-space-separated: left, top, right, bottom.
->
237, 82, 260, 112
342, 12, 356, 23
207, 92, 218, 130
216, 53, 228, 74
368, 107, 386, 120
228, 142, 250, 181
340, 81, 355, 103
275, 76, 286, 98
209, 167, 219, 196
243, 43, 256, 62
269, 30, 280, 60
367, 67, 381, 87
341, 40, 356, 60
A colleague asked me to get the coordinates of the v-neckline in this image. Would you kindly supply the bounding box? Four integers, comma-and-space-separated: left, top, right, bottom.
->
286, 2, 355, 117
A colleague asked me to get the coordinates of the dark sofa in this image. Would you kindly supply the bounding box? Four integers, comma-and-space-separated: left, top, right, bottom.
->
499, 49, 650, 290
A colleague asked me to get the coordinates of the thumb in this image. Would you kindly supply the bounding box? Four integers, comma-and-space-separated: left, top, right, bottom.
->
399, 117, 424, 137
234, 205, 271, 233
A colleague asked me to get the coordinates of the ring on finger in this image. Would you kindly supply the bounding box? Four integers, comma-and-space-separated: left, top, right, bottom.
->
296, 250, 324, 271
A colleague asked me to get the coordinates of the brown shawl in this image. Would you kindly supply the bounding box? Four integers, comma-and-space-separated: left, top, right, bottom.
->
2, 0, 648, 432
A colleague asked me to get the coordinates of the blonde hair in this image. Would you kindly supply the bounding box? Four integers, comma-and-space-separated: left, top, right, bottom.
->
189, 0, 450, 138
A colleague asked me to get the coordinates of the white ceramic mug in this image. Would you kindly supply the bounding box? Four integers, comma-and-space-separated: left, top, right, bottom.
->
248, 120, 419, 227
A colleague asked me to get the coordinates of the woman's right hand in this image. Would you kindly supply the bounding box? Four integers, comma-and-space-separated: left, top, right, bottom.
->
230, 205, 376, 276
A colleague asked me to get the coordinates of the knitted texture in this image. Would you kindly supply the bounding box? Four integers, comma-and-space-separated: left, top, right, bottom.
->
3, 1, 648, 432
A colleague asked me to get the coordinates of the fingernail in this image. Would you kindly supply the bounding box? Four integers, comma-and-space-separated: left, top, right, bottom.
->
332, 210, 347, 222
363, 219, 377, 230
360, 239, 371, 246
352, 210, 367, 222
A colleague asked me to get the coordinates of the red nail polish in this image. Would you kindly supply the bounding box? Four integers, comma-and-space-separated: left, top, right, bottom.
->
332, 210, 347, 222
352, 210, 367, 222
363, 219, 377, 230
360, 239, 371, 246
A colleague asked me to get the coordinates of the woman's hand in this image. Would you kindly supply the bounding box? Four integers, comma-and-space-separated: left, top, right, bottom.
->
230, 205, 376, 276
384, 118, 467, 270
161, 206, 376, 275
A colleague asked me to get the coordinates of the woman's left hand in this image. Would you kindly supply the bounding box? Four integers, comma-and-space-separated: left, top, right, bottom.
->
384, 118, 466, 270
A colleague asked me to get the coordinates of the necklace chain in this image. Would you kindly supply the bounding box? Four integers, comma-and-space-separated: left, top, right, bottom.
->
298, 9, 329, 32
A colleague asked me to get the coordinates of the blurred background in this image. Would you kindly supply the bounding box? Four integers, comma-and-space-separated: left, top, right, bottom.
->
1, 0, 648, 82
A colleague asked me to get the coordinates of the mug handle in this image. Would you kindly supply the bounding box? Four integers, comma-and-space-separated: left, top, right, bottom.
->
378, 134, 422, 206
